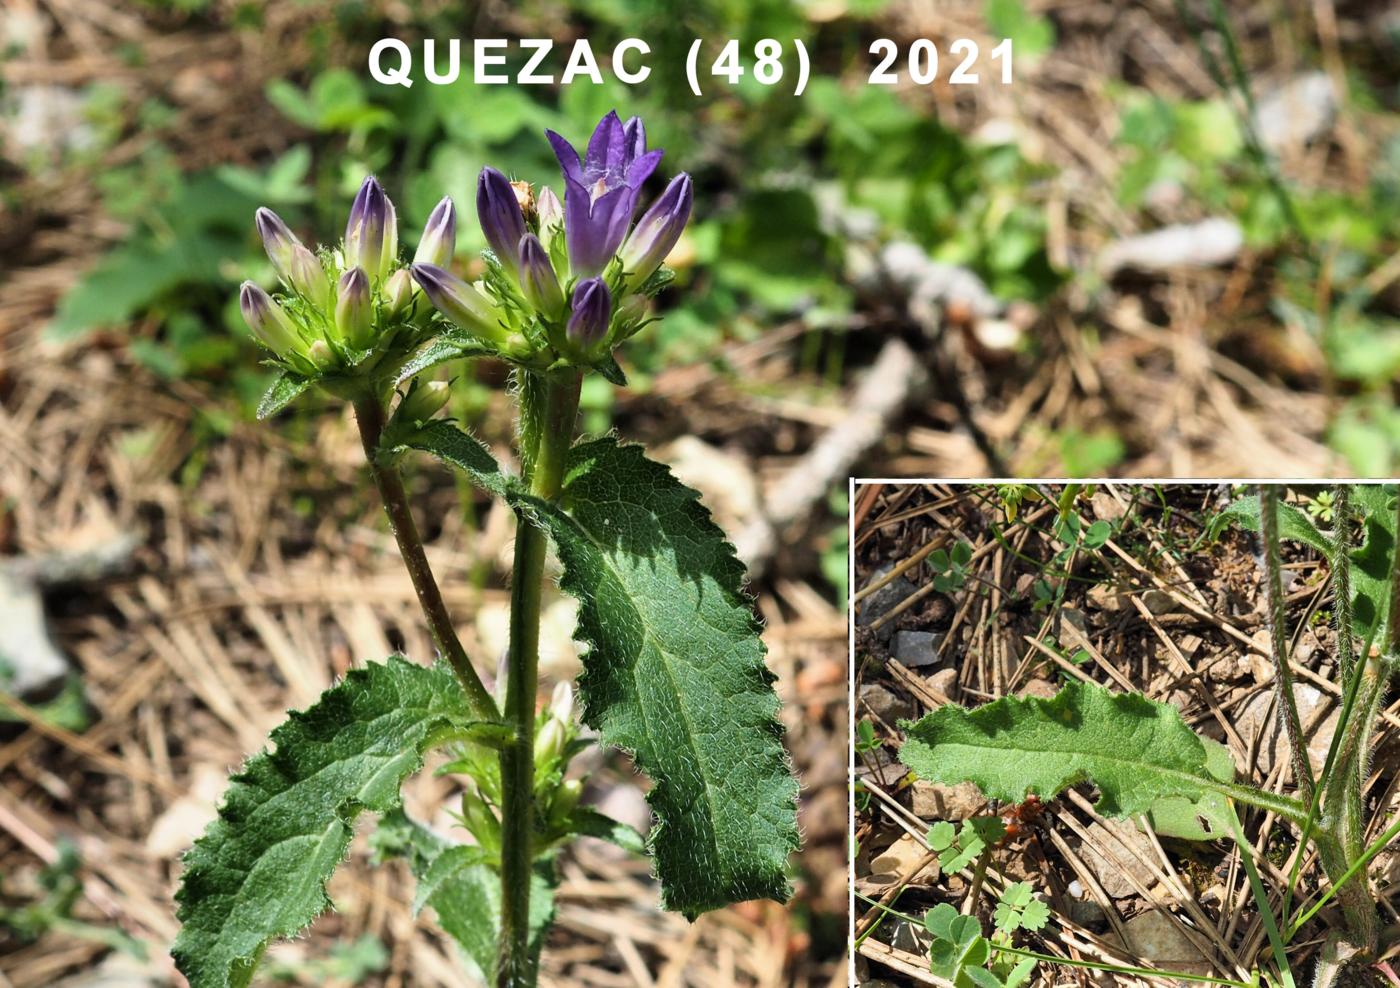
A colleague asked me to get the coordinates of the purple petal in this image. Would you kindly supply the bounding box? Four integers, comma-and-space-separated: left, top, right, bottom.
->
625, 148, 664, 189
546, 130, 584, 186
622, 116, 646, 159
584, 110, 626, 179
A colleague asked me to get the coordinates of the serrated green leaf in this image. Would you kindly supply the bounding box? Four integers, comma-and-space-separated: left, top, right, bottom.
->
172, 657, 475, 988
900, 680, 1249, 822
927, 821, 957, 851
371, 810, 556, 984
255, 372, 312, 420
506, 438, 799, 918
1019, 898, 1050, 931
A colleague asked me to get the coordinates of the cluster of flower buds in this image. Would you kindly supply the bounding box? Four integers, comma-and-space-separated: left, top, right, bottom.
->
411, 110, 693, 365
239, 178, 458, 379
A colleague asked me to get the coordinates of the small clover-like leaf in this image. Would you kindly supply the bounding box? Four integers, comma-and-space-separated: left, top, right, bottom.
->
1020, 898, 1050, 931
964, 965, 1005, 988
952, 541, 973, 567
1004, 956, 1037, 988
173, 657, 479, 988
927, 821, 957, 852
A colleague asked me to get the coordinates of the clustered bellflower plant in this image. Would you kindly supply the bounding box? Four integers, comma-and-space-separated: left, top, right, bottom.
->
172, 112, 798, 988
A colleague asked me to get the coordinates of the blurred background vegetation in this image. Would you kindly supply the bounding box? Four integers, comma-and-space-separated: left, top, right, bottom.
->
8, 0, 1400, 473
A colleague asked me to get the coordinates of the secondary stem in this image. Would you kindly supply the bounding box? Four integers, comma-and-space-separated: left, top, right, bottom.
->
1259, 485, 1317, 807
496, 369, 581, 988
351, 392, 497, 721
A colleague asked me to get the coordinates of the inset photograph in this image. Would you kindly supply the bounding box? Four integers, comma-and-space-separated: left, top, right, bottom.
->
852, 482, 1400, 987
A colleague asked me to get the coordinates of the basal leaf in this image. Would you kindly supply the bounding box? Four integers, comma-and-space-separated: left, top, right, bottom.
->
256, 371, 312, 420
1348, 484, 1398, 653
172, 657, 477, 988
507, 438, 799, 918
900, 680, 1244, 822
1145, 736, 1235, 840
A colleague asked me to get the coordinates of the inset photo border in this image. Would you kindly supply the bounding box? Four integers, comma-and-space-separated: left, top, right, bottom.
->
850, 481, 1400, 988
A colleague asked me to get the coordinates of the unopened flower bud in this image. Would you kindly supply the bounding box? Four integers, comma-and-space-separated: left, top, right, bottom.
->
413, 196, 457, 268
536, 187, 563, 245
255, 207, 301, 275
335, 267, 375, 349
619, 173, 692, 287
411, 263, 508, 345
239, 281, 302, 358
383, 268, 415, 317
476, 166, 526, 276
398, 379, 450, 422
565, 277, 610, 352
517, 234, 564, 318
344, 176, 398, 281
307, 339, 337, 370
535, 717, 566, 766
549, 779, 582, 826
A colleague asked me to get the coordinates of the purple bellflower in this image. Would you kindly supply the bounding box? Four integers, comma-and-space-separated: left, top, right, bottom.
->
517, 234, 564, 318
414, 196, 457, 268
546, 111, 663, 277
566, 277, 611, 350
476, 167, 527, 276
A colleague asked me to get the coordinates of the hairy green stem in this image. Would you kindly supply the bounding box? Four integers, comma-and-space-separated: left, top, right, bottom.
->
1260, 485, 1317, 807
496, 369, 581, 988
351, 392, 498, 721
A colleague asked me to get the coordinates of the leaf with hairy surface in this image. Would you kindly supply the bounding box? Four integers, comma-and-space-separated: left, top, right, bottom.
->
900, 680, 1302, 825
507, 437, 800, 918
172, 657, 483, 988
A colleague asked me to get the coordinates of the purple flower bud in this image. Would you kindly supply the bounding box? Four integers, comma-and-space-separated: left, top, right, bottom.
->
413, 196, 456, 268
344, 176, 398, 280
619, 173, 692, 286
411, 263, 507, 345
335, 267, 374, 349
476, 167, 526, 275
536, 186, 564, 244
255, 207, 300, 273
565, 277, 610, 351
239, 281, 302, 358
517, 234, 564, 317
